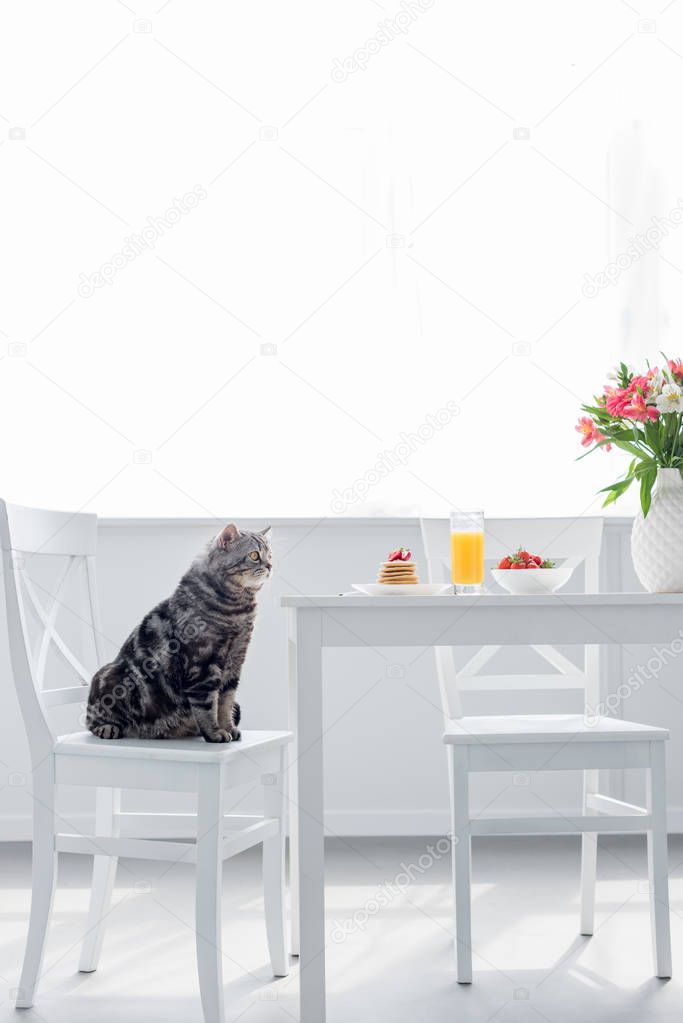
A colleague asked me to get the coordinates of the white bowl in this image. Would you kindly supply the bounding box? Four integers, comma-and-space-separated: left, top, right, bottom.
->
491, 561, 576, 595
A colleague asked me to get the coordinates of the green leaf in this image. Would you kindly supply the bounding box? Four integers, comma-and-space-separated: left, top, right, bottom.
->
598, 476, 635, 506
575, 437, 615, 461
617, 362, 632, 388
639, 467, 657, 517
612, 438, 648, 459
601, 484, 625, 505
634, 457, 656, 477
643, 420, 663, 460
598, 476, 634, 494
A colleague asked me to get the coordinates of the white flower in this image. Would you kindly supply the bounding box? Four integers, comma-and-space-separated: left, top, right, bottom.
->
649, 369, 666, 395
656, 383, 683, 413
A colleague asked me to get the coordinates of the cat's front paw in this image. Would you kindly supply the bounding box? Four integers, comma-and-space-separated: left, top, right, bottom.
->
230, 727, 241, 741
203, 729, 232, 743
91, 724, 121, 740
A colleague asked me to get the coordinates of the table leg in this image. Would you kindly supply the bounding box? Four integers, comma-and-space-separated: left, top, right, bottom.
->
287, 609, 300, 956
292, 609, 326, 1023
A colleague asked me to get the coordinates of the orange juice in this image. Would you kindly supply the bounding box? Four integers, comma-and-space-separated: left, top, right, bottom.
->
451, 531, 484, 585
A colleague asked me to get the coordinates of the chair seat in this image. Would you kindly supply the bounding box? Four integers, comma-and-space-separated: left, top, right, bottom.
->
55, 729, 292, 763
443, 714, 668, 745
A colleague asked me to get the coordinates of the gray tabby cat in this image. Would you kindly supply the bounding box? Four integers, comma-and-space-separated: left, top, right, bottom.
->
86, 524, 271, 742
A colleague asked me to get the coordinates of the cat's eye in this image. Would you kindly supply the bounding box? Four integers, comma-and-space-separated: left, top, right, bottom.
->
248, 551, 260, 561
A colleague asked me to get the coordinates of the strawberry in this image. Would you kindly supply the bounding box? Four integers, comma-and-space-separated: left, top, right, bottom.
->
388, 546, 411, 562
498, 547, 556, 569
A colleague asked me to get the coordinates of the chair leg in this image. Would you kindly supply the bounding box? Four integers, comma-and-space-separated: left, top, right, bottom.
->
449, 746, 472, 983
16, 759, 58, 1008
195, 767, 225, 1023
79, 787, 120, 972
647, 742, 672, 978
580, 769, 598, 935
263, 751, 289, 977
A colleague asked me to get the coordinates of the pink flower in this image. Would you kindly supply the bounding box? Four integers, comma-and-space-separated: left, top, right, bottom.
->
605, 375, 657, 420
623, 391, 659, 422
576, 416, 611, 451
630, 374, 651, 395
605, 386, 631, 417
669, 358, 683, 380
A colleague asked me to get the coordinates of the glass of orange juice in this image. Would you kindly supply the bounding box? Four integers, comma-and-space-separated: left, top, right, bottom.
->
450, 510, 484, 594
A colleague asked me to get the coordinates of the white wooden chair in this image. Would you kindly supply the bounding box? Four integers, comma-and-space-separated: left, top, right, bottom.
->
420, 516, 671, 982
0, 500, 291, 1023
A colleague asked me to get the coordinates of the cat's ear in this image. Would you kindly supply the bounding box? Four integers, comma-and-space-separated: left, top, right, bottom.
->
217, 524, 240, 549
259, 525, 272, 537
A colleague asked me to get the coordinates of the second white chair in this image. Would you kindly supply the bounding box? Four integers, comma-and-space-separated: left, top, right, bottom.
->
421, 516, 672, 982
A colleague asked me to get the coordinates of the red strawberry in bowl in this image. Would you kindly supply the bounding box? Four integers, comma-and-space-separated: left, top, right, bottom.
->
497, 549, 556, 570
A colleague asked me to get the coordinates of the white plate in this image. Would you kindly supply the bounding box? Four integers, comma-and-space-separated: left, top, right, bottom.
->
352, 583, 452, 596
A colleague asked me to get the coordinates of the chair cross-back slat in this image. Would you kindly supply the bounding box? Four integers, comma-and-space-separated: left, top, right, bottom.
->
1, 500, 101, 764
85, 556, 106, 667
33, 558, 73, 685
420, 517, 604, 721
20, 558, 92, 686
458, 643, 583, 681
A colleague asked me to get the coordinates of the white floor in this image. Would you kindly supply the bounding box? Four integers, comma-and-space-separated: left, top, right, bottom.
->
2, 836, 683, 1022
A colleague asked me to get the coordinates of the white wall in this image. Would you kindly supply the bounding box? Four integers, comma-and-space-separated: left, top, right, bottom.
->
0, 515, 681, 838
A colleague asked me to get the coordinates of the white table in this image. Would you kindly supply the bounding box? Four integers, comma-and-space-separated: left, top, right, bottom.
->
283, 592, 683, 1023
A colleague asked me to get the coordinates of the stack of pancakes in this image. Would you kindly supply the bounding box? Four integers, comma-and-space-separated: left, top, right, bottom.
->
377, 560, 419, 585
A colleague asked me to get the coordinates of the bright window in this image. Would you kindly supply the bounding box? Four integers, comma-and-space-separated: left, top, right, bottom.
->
2, 1, 681, 517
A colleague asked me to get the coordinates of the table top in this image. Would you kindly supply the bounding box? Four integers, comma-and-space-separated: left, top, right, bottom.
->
281, 591, 683, 609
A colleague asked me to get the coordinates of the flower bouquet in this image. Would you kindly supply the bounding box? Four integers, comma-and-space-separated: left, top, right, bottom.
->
576, 357, 683, 516
577, 357, 683, 591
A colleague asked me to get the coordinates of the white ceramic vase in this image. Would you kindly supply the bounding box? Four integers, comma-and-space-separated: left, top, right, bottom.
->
631, 467, 683, 592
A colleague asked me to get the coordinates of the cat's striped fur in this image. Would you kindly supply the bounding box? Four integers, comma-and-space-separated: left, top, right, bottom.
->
86, 524, 271, 742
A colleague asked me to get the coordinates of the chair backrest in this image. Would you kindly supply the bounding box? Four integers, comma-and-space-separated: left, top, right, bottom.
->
0, 500, 102, 764
420, 517, 604, 721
